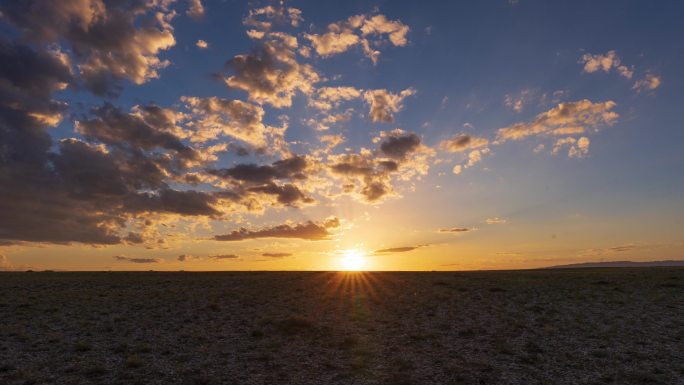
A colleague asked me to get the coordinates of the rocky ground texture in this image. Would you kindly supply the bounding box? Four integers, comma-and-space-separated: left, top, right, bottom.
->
1, 268, 683, 384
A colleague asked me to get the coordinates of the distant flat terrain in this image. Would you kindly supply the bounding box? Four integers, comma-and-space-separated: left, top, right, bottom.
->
1, 269, 683, 385
545, 260, 684, 269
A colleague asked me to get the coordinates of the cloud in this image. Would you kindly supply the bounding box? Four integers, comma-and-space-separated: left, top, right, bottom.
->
496, 99, 618, 142
374, 245, 423, 254
113, 256, 162, 263
308, 87, 362, 111
196, 40, 208, 49
262, 252, 292, 258
360, 15, 410, 46
206, 155, 315, 208
75, 103, 197, 160
552, 136, 590, 158
181, 96, 273, 147
178, 253, 239, 261
304, 25, 360, 57
247, 183, 314, 206
243, 5, 303, 30
209, 254, 239, 260
214, 217, 340, 241
504, 89, 535, 112
304, 13, 409, 63
379, 132, 421, 160
466, 150, 483, 167
633, 73, 661, 92
187, 0, 205, 19
580, 243, 644, 257
0, 0, 177, 96
580, 51, 662, 94
364, 88, 415, 123
439, 227, 475, 233
177, 254, 198, 262
580, 50, 633, 79
320, 134, 346, 150
209, 155, 309, 184
452, 165, 462, 175
440, 134, 489, 153
485, 217, 507, 225
328, 131, 431, 202
223, 33, 319, 108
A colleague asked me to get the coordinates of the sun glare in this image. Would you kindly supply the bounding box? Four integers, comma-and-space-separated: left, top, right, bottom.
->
340, 250, 366, 271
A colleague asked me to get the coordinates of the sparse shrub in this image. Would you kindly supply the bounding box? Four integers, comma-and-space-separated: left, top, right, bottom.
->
133, 343, 151, 353
125, 354, 143, 368
274, 316, 313, 335
74, 341, 92, 352
83, 365, 107, 377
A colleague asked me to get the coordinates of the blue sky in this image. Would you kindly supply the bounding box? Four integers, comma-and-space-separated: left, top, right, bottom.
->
0, 0, 682, 270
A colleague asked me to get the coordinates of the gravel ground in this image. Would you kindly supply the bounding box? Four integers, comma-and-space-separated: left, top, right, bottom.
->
1, 268, 683, 385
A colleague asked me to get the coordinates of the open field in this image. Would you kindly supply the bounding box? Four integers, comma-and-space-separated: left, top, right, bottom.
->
1, 268, 683, 385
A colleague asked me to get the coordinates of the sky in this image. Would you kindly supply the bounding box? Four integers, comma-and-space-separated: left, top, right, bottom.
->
0, 0, 683, 271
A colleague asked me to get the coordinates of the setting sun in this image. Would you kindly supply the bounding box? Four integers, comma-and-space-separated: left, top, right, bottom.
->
340, 250, 367, 271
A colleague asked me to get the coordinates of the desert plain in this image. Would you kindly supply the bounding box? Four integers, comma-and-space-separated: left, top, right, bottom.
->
1, 268, 682, 385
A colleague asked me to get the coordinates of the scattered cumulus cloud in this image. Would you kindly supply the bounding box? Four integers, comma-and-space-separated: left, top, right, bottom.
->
580, 50, 633, 79
496, 99, 618, 142
304, 13, 409, 63
187, 0, 205, 19
633, 73, 661, 92
364, 88, 415, 123
485, 217, 507, 225
214, 217, 341, 241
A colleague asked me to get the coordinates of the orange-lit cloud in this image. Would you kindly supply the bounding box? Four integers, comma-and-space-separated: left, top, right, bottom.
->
214, 217, 340, 241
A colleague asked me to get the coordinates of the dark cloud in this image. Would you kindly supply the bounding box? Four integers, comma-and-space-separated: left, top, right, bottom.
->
439, 134, 489, 153
124, 232, 144, 244
223, 34, 319, 108
209, 155, 308, 184
124, 188, 219, 216
328, 132, 429, 202
208, 155, 313, 207
439, 227, 474, 233
0, 40, 219, 245
247, 183, 314, 206
0, 0, 177, 96
214, 217, 340, 241
262, 252, 292, 258
209, 254, 239, 260
177, 254, 193, 262
76, 103, 197, 160
0, 41, 124, 245
380, 133, 421, 160
374, 245, 423, 254
113, 256, 161, 263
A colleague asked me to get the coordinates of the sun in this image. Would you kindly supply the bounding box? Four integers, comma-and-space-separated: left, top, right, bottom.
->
340, 249, 366, 271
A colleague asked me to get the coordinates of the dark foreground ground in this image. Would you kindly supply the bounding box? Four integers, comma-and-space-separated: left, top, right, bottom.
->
1, 269, 682, 385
